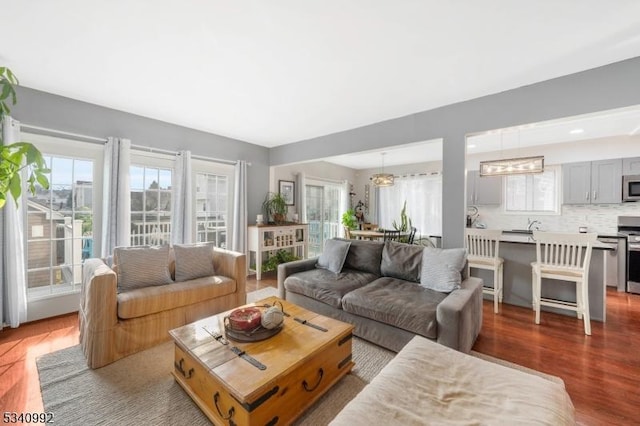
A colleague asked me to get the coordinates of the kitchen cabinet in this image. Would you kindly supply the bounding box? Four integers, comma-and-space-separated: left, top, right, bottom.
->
467, 170, 502, 205
623, 157, 640, 175
248, 224, 308, 280
562, 159, 622, 204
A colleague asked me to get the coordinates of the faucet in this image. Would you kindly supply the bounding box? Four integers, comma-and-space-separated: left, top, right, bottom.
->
527, 218, 542, 231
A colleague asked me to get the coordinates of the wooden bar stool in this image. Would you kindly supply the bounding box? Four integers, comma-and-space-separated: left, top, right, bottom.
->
531, 231, 597, 335
465, 229, 504, 313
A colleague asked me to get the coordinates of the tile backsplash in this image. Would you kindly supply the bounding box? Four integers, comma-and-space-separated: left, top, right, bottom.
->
474, 203, 640, 234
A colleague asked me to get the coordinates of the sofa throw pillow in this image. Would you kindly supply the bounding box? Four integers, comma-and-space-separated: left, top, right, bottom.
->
316, 239, 352, 274
381, 241, 424, 282
174, 243, 215, 282
420, 247, 467, 293
114, 245, 174, 292
341, 238, 385, 276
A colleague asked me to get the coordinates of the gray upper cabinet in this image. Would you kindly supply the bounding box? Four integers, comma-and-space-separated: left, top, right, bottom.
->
563, 159, 622, 204
467, 170, 502, 205
623, 157, 640, 175
563, 162, 591, 204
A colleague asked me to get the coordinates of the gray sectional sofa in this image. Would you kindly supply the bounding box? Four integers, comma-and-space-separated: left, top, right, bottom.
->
277, 238, 483, 353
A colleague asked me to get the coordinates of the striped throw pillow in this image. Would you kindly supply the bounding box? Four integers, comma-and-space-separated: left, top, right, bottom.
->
173, 244, 215, 282
114, 245, 174, 292
419, 247, 467, 292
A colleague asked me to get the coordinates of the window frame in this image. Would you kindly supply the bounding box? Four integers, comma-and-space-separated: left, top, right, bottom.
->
502, 165, 562, 215
21, 133, 104, 301
191, 158, 235, 247
129, 150, 175, 247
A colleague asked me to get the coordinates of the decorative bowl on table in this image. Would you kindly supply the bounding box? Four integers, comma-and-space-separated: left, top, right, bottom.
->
227, 307, 262, 331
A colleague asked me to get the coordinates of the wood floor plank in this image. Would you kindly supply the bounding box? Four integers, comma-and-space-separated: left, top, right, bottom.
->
0, 277, 638, 425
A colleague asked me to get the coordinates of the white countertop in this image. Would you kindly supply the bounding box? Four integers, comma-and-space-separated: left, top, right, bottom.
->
499, 231, 614, 250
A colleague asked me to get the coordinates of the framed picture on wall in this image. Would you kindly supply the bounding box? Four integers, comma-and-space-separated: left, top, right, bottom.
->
279, 180, 295, 206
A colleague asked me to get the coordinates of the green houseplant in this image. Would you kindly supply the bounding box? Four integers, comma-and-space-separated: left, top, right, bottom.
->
0, 67, 50, 208
341, 208, 358, 230
262, 191, 288, 224
261, 249, 300, 273
392, 201, 413, 242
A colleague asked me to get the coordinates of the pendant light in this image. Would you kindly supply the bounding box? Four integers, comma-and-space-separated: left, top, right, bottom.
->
370, 152, 394, 187
479, 128, 544, 177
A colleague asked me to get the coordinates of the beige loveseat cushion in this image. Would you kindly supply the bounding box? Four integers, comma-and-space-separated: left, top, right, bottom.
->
117, 275, 236, 319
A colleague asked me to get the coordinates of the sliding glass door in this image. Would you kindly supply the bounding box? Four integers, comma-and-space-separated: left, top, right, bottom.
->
305, 181, 342, 257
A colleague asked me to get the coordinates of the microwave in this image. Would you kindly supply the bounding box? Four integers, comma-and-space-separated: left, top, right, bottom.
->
623, 175, 640, 201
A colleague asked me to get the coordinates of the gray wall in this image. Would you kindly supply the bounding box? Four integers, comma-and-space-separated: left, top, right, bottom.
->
270, 57, 640, 247
12, 86, 270, 222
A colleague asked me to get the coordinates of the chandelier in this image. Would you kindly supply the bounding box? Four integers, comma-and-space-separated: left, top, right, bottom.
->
479, 156, 544, 177
371, 152, 394, 187
479, 129, 544, 177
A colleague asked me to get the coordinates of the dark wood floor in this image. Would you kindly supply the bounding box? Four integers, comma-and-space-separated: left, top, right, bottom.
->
1, 276, 639, 425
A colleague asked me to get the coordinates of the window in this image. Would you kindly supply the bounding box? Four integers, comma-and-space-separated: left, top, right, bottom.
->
130, 153, 173, 246
505, 167, 559, 213
192, 159, 233, 247
378, 174, 442, 237
195, 172, 229, 247
24, 134, 102, 300
305, 181, 343, 257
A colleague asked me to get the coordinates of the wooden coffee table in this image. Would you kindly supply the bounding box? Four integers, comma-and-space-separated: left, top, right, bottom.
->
169, 296, 355, 425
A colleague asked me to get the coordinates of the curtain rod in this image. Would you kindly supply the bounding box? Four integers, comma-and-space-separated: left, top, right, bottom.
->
130, 144, 247, 166
21, 123, 108, 143
21, 123, 249, 166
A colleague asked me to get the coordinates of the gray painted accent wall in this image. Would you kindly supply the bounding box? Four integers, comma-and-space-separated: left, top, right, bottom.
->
12, 86, 270, 222
270, 57, 640, 247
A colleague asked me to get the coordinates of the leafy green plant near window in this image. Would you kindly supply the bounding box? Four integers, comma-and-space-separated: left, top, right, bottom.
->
0, 67, 50, 209
262, 192, 288, 224
341, 208, 358, 230
261, 249, 300, 272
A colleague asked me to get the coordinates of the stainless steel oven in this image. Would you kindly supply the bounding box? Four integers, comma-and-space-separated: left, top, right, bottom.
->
623, 175, 640, 202
618, 216, 640, 294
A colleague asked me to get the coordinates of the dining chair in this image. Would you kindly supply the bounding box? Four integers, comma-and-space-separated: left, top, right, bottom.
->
383, 229, 401, 242
362, 223, 378, 231
465, 228, 504, 313
531, 230, 597, 335
344, 227, 353, 239
407, 227, 418, 244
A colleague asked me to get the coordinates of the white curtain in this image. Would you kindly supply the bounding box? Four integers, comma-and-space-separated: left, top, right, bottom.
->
231, 160, 247, 254
340, 180, 350, 237
101, 137, 131, 256
377, 174, 443, 236
1, 116, 27, 328
171, 150, 193, 245
295, 172, 307, 223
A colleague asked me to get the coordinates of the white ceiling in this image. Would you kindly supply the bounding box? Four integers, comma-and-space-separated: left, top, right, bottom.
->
3, 1, 640, 149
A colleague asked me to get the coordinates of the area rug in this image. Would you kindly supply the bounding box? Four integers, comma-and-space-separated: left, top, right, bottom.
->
37, 287, 561, 425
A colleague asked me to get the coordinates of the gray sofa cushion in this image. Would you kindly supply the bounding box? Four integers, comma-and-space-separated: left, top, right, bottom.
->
420, 247, 467, 292
338, 238, 384, 276
284, 268, 378, 309
380, 241, 424, 282
316, 239, 351, 273
341, 277, 448, 338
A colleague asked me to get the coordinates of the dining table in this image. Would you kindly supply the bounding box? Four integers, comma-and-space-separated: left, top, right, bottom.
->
349, 229, 409, 240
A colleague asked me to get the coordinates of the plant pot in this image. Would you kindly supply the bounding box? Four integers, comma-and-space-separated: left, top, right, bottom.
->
273, 213, 286, 224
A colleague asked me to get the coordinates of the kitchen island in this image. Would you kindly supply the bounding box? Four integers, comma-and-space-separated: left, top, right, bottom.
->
470, 232, 613, 322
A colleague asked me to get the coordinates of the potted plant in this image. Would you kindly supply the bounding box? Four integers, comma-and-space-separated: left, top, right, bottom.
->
341, 208, 358, 230
0, 67, 50, 208
262, 192, 288, 224
392, 201, 413, 242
